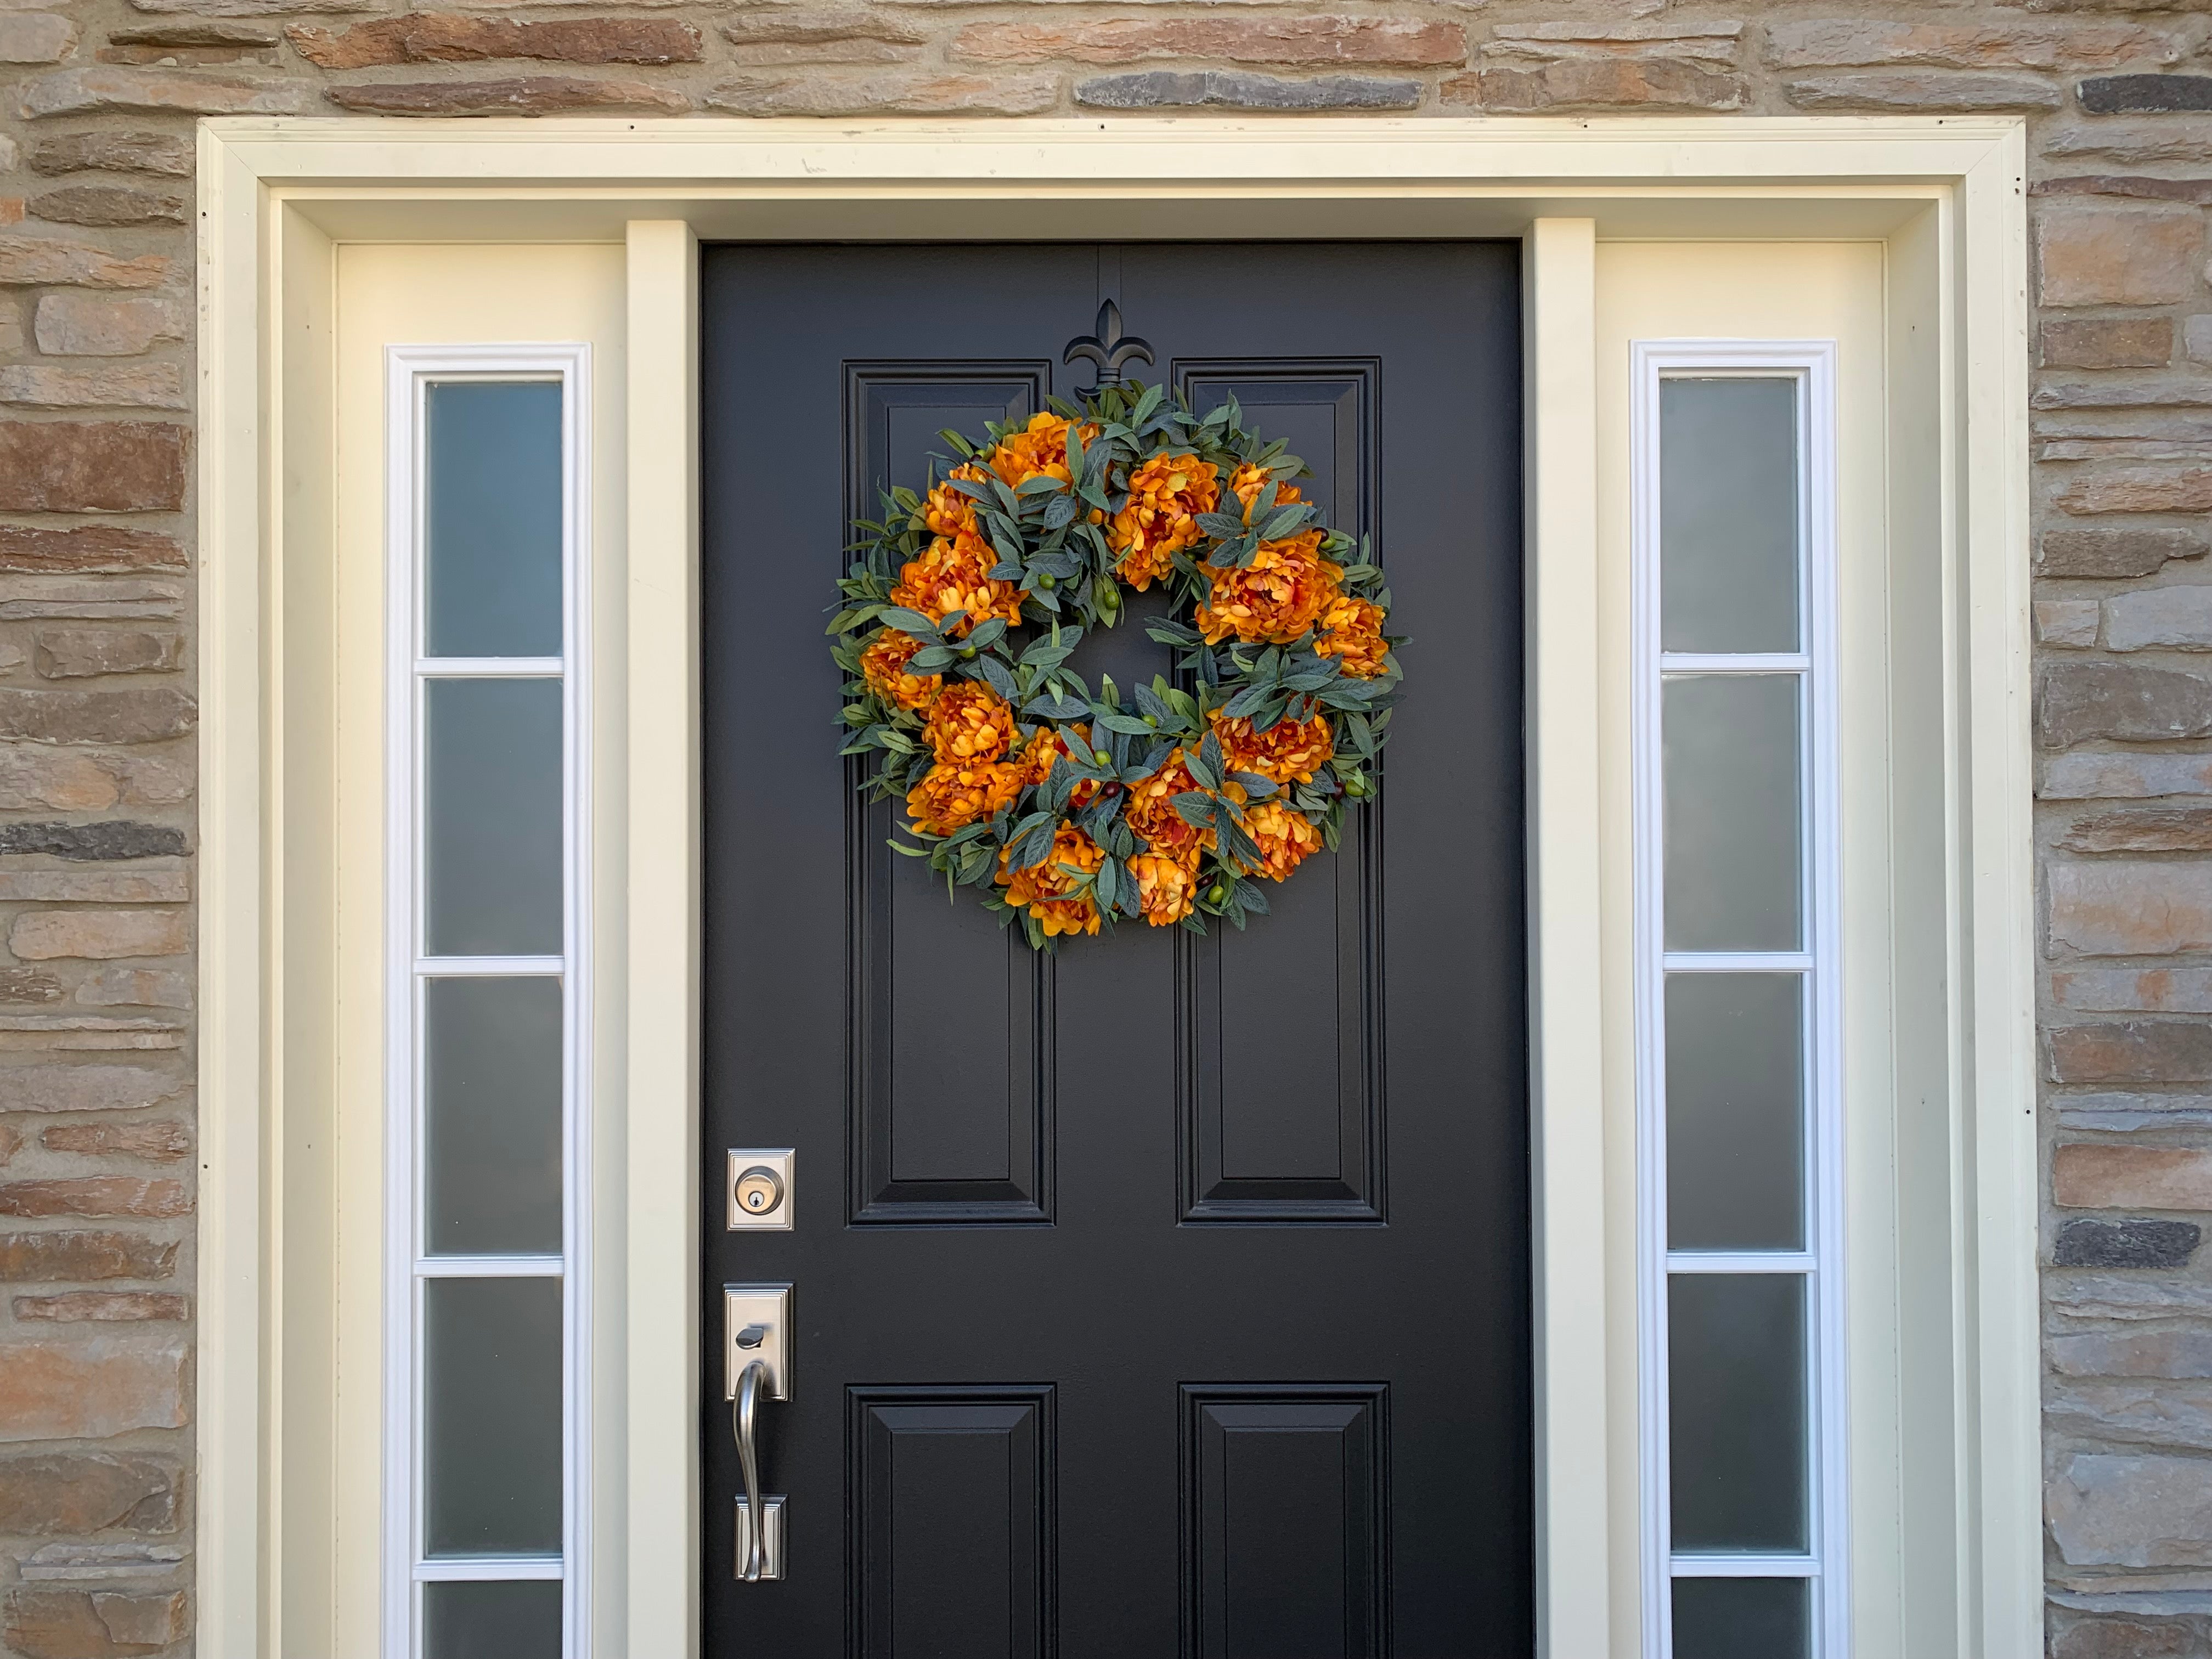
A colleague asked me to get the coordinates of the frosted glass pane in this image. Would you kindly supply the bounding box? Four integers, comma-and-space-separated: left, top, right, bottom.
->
1661, 377, 1799, 654
1664, 674, 1802, 952
1671, 1577, 1809, 1659
1667, 974, 1804, 1251
424, 678, 562, 958
425, 977, 562, 1256
1669, 1274, 1808, 1552
424, 1581, 561, 1659
424, 1277, 562, 1557
425, 381, 563, 659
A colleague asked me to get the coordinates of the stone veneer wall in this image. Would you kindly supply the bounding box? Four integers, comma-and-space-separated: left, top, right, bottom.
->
3, 5, 2212, 1657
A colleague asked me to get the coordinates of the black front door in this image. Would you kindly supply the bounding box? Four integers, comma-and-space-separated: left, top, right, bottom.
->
701, 242, 1528, 1657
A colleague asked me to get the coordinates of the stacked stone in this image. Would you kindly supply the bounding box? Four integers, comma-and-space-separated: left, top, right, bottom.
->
5, 3, 2212, 1654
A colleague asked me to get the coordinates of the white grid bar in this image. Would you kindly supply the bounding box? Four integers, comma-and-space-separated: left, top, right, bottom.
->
414, 1558, 565, 1583
1660, 652, 1811, 675
1661, 952, 1813, 974
1666, 1252, 1817, 1275
415, 956, 564, 977
415, 1254, 565, 1279
1670, 1556, 1821, 1579
416, 656, 565, 679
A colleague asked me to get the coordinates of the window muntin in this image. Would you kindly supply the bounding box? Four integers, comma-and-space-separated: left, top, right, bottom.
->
388, 349, 590, 1659
1634, 350, 1844, 1659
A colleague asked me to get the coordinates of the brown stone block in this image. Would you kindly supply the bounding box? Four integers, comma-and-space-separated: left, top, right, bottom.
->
326, 74, 688, 114
2038, 204, 2203, 307
0, 1450, 180, 1533
1443, 59, 1742, 111
0, 424, 187, 515
0, 13, 78, 63
290, 14, 702, 67
2058, 465, 2212, 514
0, 872, 189, 905
2043, 317, 2175, 368
25, 131, 193, 179
0, 527, 184, 574
2039, 662, 2212, 746
16, 66, 313, 117
4, 1587, 188, 1658
1766, 19, 2179, 69
10, 910, 188, 961
0, 687, 196, 745
0, 1124, 20, 1165
2040, 527, 2205, 577
43, 1119, 191, 1159
709, 69, 1058, 115
0, 1229, 177, 1282
13, 1290, 189, 1320
720, 11, 927, 47
950, 16, 1465, 67
100, 22, 279, 64
0, 1063, 183, 1114
0, 1336, 187, 1441
1785, 71, 2061, 109
2052, 1614, 2197, 1659
2050, 1020, 2212, 1083
0, 1178, 190, 1219
2049, 862, 2212, 954
35, 629, 184, 680
2035, 174, 2212, 204
2062, 806, 2212, 851
0, 968, 65, 1005
2057, 1142, 2212, 1208
29, 187, 188, 229
0, 236, 167, 291
2049, 1452, 2212, 1570
0, 366, 188, 413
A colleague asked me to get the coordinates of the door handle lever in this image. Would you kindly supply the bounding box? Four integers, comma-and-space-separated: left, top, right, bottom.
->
732, 1360, 776, 1582
724, 1284, 791, 1581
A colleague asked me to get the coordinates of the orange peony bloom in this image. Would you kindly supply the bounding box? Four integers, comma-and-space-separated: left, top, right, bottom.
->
1210, 710, 1334, 786
922, 463, 990, 541
1128, 849, 1200, 926
1125, 748, 1214, 863
889, 533, 1025, 637
1194, 530, 1344, 645
998, 823, 1104, 938
906, 759, 1024, 836
1236, 800, 1324, 883
1019, 723, 1101, 808
1109, 453, 1219, 590
983, 413, 1099, 492
1314, 595, 1391, 679
1229, 461, 1304, 515
859, 629, 941, 712
925, 682, 1017, 764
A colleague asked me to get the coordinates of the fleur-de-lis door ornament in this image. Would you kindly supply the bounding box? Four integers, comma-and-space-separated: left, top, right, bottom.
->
1062, 300, 1155, 390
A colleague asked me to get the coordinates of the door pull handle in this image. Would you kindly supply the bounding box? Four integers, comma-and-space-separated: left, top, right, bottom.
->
725, 1284, 791, 1582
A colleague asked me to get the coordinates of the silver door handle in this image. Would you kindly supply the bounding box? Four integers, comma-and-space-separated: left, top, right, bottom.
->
733, 1360, 769, 1582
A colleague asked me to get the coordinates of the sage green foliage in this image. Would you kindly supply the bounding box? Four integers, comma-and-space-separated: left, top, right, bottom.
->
828, 379, 1405, 951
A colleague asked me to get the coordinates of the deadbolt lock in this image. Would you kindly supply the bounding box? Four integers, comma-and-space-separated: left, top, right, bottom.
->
726, 1148, 794, 1231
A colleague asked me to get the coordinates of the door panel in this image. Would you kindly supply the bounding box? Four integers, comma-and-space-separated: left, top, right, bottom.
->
701, 241, 1528, 1656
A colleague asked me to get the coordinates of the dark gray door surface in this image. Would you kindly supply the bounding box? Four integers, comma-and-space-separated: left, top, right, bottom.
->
701, 242, 1528, 1658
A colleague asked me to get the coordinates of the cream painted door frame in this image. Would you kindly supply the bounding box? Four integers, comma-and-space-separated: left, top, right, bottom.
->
196, 116, 2034, 1659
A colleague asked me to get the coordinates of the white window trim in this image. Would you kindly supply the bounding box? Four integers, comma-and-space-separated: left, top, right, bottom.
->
198, 119, 2036, 1659
1629, 343, 1846, 1658
382, 343, 595, 1659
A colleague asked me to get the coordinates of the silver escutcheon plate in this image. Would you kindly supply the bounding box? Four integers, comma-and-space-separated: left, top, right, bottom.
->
726, 1147, 795, 1231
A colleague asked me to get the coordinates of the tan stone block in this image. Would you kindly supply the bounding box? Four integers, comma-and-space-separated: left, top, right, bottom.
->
1767, 19, 2180, 69
0, 1017, 180, 1052
0, 1063, 182, 1113
706, 69, 1059, 115
2039, 204, 2204, 306
72, 966, 188, 1006
33, 292, 185, 357
0, 577, 185, 620
725, 38, 917, 64
0, 1177, 188, 1217
0, 871, 189, 904
2050, 1453, 2212, 1570
949, 16, 1465, 67
0, 1336, 187, 1440
2040, 527, 2206, 577
289, 14, 701, 66
0, 687, 196, 745
1443, 58, 1742, 110
720, 10, 927, 46
0, 527, 183, 575
0, 1124, 19, 1165
0, 424, 187, 515
2039, 598, 2101, 646
0, 13, 76, 62
0, 747, 179, 812
29, 187, 186, 229
2057, 1143, 2212, 1209
2049, 1020, 2212, 1083
25, 130, 192, 178
2043, 316, 2175, 368
2040, 662, 2212, 746
92, 1592, 188, 1648
326, 74, 687, 113
0, 967, 65, 1005
2062, 808, 2212, 853
2054, 964, 2212, 1009
9, 910, 187, 961
15, 66, 311, 116
2059, 465, 2212, 514
2049, 861, 2212, 954
13, 1291, 188, 1321
0, 1451, 179, 1534
0, 1229, 177, 1282
0, 235, 166, 290
42, 1119, 191, 1159
1785, 71, 2061, 109
5, 1586, 189, 1657
2053, 1616, 2197, 1659
0, 366, 187, 413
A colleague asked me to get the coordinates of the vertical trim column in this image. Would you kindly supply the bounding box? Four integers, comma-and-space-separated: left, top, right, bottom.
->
1525, 217, 1611, 1659
624, 219, 703, 1659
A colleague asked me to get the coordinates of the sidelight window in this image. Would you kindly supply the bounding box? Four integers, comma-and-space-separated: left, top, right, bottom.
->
1632, 347, 1845, 1658
385, 350, 591, 1659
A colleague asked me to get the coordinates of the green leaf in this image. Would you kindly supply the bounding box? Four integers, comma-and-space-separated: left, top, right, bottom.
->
877, 607, 942, 639
1172, 790, 1217, 829
1015, 474, 1065, 496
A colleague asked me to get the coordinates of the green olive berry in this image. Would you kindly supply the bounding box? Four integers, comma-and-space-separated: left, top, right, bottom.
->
1207, 884, 1227, 905
1344, 776, 1368, 797
1038, 573, 1056, 590
959, 646, 978, 660
1092, 749, 1113, 766
1143, 714, 1159, 727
